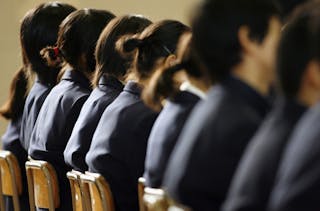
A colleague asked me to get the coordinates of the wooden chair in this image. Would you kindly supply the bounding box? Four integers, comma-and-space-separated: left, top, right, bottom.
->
80, 172, 114, 211
67, 170, 88, 211
138, 177, 146, 211
25, 160, 60, 211
138, 177, 190, 211
0, 150, 23, 211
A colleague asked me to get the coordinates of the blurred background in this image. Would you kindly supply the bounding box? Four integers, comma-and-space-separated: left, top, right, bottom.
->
0, 0, 197, 144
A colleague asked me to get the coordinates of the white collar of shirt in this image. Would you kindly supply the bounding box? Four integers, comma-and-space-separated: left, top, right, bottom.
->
180, 81, 206, 99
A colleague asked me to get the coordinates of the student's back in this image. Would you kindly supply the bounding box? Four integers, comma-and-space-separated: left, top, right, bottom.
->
87, 80, 158, 211
19, 3, 76, 152
64, 15, 152, 172
86, 20, 189, 211
163, 0, 281, 210
28, 9, 114, 210
0, 67, 28, 211
142, 33, 208, 188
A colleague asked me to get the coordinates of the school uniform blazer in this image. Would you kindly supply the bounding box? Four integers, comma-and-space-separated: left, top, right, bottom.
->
20, 80, 52, 151
28, 69, 91, 211
64, 75, 123, 172
29, 69, 91, 169
267, 102, 320, 211
143, 91, 200, 188
86, 81, 158, 211
222, 98, 306, 211
2, 117, 26, 167
163, 76, 270, 211
2, 117, 30, 211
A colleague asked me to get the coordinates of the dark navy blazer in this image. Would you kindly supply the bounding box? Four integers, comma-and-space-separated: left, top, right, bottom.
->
143, 91, 200, 188
222, 98, 306, 211
20, 80, 52, 151
64, 75, 123, 172
28, 69, 91, 211
163, 76, 270, 211
86, 81, 158, 211
2, 118, 26, 172
267, 102, 320, 211
2, 117, 29, 211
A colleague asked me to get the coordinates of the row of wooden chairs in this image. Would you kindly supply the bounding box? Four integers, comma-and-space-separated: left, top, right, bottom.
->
0, 150, 189, 211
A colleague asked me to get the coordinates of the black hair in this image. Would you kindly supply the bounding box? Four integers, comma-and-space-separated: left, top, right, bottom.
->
192, 0, 280, 82
93, 15, 152, 87
0, 2, 76, 120
118, 20, 190, 80
0, 68, 28, 120
143, 33, 207, 111
41, 9, 115, 76
277, 0, 320, 98
277, 0, 308, 18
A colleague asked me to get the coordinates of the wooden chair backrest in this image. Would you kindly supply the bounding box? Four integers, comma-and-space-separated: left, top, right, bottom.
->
67, 170, 87, 211
25, 160, 60, 211
80, 172, 114, 211
0, 150, 23, 211
143, 187, 169, 211
138, 177, 146, 211
138, 176, 191, 211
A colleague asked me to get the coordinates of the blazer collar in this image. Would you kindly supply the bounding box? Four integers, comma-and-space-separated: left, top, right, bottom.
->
221, 75, 271, 117
98, 75, 124, 91
123, 80, 142, 96
61, 69, 91, 90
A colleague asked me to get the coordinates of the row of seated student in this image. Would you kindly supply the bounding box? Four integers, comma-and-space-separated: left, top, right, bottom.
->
1, 0, 320, 211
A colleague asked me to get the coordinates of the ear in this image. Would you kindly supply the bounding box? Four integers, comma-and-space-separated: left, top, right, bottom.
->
238, 26, 257, 55
304, 60, 320, 89
164, 54, 177, 67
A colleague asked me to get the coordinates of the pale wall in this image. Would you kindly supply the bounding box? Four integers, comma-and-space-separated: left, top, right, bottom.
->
0, 0, 198, 144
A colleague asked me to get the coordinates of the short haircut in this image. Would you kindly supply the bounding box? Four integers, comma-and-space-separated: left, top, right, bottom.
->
277, 0, 320, 98
192, 0, 280, 82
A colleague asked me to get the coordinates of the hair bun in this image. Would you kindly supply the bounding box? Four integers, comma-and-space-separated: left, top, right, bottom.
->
40, 46, 62, 67
116, 35, 144, 57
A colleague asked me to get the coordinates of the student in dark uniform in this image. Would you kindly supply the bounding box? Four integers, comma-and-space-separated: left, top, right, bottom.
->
266, 3, 320, 211
222, 2, 320, 210
64, 15, 152, 172
0, 3, 75, 211
162, 0, 282, 210
0, 70, 28, 211
142, 32, 210, 188
86, 20, 189, 211
19, 2, 76, 154
28, 9, 114, 211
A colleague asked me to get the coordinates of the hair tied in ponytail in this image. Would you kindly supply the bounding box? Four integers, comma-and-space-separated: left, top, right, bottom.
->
123, 38, 144, 53
40, 46, 62, 67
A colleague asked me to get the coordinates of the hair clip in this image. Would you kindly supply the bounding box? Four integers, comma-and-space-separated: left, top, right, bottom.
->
53, 47, 60, 58
161, 44, 173, 56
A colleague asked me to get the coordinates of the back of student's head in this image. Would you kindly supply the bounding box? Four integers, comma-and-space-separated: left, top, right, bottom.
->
192, 0, 280, 82
0, 2, 76, 120
93, 15, 152, 87
120, 20, 190, 81
143, 33, 207, 111
42, 9, 115, 76
22, 2, 76, 81
277, 0, 320, 98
